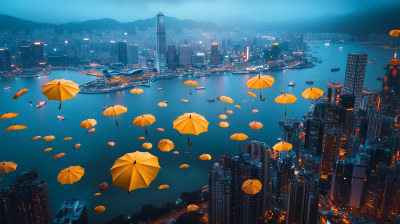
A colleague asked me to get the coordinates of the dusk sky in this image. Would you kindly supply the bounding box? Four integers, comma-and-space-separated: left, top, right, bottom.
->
1, 0, 398, 24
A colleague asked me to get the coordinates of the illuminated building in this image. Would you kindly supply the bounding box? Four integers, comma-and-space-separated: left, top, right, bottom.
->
0, 48, 11, 72
117, 42, 128, 64
326, 83, 343, 105
364, 165, 389, 218
343, 53, 368, 109
304, 117, 325, 155
272, 43, 279, 60
246, 46, 250, 61
282, 122, 302, 169
286, 171, 319, 224
211, 43, 219, 65
127, 44, 138, 65
321, 129, 338, 180
348, 153, 369, 209
139, 56, 146, 69
53, 197, 88, 224
0, 169, 53, 224
191, 53, 205, 67
330, 159, 354, 206
381, 58, 400, 124
209, 162, 230, 224
167, 45, 176, 68
222, 39, 227, 52
20, 46, 32, 68
178, 45, 192, 66
156, 12, 167, 73
31, 42, 44, 66
276, 149, 296, 210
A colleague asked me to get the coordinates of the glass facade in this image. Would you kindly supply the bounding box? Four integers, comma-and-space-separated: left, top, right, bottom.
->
343, 53, 368, 109
156, 12, 166, 73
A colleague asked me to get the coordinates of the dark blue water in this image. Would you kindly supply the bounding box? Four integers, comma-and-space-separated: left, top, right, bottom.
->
0, 43, 395, 222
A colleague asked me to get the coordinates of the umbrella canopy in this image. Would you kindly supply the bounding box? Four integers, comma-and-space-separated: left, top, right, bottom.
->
184, 80, 199, 95
249, 121, 263, 131
53, 153, 65, 159
173, 151, 179, 154
181, 99, 189, 103
245, 75, 275, 101
57, 165, 85, 185
173, 113, 209, 147
0, 161, 17, 174
133, 114, 156, 136
42, 79, 80, 109
219, 114, 227, 120
0, 112, 18, 120
107, 142, 115, 147
390, 30, 400, 37
227, 110, 233, 114
234, 105, 241, 108
13, 89, 32, 103
252, 109, 259, 114
199, 154, 212, 160
157, 128, 165, 132
158, 184, 170, 190
246, 91, 257, 98
43, 148, 52, 152
130, 88, 143, 99
302, 88, 324, 100
103, 105, 127, 126
242, 179, 262, 195
142, 143, 153, 149
180, 164, 190, 169
138, 137, 145, 140
43, 135, 55, 141
275, 94, 297, 116
31, 136, 41, 141
158, 139, 175, 152
158, 102, 167, 107
94, 193, 101, 196
99, 182, 108, 191
63, 137, 72, 141
219, 122, 229, 128
94, 206, 105, 213
220, 96, 233, 110
109, 151, 161, 194
5, 125, 27, 131
80, 119, 97, 128
87, 128, 96, 134
187, 204, 198, 211
273, 140, 293, 152
230, 133, 249, 149
73, 143, 81, 149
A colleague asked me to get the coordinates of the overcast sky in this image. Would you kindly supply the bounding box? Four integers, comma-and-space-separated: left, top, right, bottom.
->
1, 0, 398, 24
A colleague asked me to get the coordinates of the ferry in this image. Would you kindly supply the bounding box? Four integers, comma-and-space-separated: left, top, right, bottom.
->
103, 104, 107, 110
36, 101, 46, 108
207, 99, 215, 102
288, 81, 295, 86
57, 116, 65, 120
4, 87, 11, 90
196, 87, 205, 90
162, 101, 168, 104
306, 81, 314, 84
158, 88, 163, 91
233, 71, 250, 74
339, 47, 343, 50
331, 68, 340, 72
281, 91, 285, 93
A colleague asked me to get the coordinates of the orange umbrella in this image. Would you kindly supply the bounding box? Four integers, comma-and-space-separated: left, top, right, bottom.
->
219, 114, 227, 120
87, 128, 96, 134
94, 206, 106, 213
220, 96, 234, 110
187, 204, 198, 211
246, 91, 257, 98
103, 105, 127, 126
242, 179, 262, 195
142, 142, 153, 149
53, 153, 65, 159
138, 137, 145, 140
219, 122, 229, 128
0, 161, 17, 180
180, 164, 190, 175
173, 151, 179, 154
0, 112, 18, 125
249, 121, 263, 133
44, 148, 52, 152
5, 125, 27, 142
245, 75, 275, 101
158, 184, 170, 195
57, 165, 85, 185
199, 154, 212, 160
273, 140, 293, 152
158, 102, 167, 111
42, 79, 80, 109
107, 142, 115, 147
252, 109, 259, 114
227, 110, 233, 115
13, 88, 32, 104
133, 114, 156, 136
43, 135, 55, 141
94, 193, 101, 196
130, 88, 143, 99
275, 93, 297, 116
73, 143, 81, 149
230, 133, 249, 149
158, 139, 175, 152
157, 128, 165, 136
99, 182, 108, 191
80, 119, 97, 128
234, 105, 241, 108
63, 137, 73, 145
31, 136, 41, 145
184, 80, 199, 95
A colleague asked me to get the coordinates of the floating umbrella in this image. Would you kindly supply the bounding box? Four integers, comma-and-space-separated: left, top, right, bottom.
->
133, 114, 156, 136
183, 80, 199, 95
80, 119, 97, 128
5, 125, 27, 142
103, 105, 127, 127
42, 79, 80, 110
87, 128, 96, 134
63, 137, 73, 145
31, 136, 41, 146
199, 154, 212, 160
242, 179, 262, 195
94, 206, 105, 213
109, 151, 161, 194
245, 75, 275, 101
220, 96, 234, 110
227, 110, 233, 115
94, 193, 101, 196
252, 109, 259, 114
219, 122, 229, 128
142, 142, 153, 149
157, 128, 164, 136
13, 88, 32, 104
158, 184, 170, 195
44, 148, 52, 152
130, 88, 143, 99
173, 151, 179, 154
173, 113, 209, 147
99, 182, 108, 191
53, 153, 65, 159
57, 165, 85, 186
158, 139, 175, 152
0, 112, 18, 125
73, 143, 81, 149
179, 164, 190, 175
234, 105, 241, 108
43, 135, 55, 141
275, 93, 297, 116
249, 121, 263, 133
390, 30, 400, 55
187, 204, 198, 211
302, 88, 324, 100
138, 137, 145, 140
0, 161, 17, 180
230, 133, 249, 149
219, 114, 227, 120
158, 102, 167, 111
107, 142, 115, 147
246, 91, 257, 98
273, 140, 293, 152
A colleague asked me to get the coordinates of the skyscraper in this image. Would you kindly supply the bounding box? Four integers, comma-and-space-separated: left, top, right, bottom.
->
381, 57, 400, 123
127, 44, 138, 65
321, 129, 338, 180
304, 117, 325, 155
178, 45, 192, 66
31, 42, 44, 66
20, 46, 32, 68
0, 48, 11, 72
343, 53, 368, 109
117, 42, 128, 64
156, 12, 167, 73
211, 43, 219, 65
139, 56, 146, 69
326, 82, 343, 105
53, 197, 88, 224
209, 162, 231, 224
167, 45, 176, 68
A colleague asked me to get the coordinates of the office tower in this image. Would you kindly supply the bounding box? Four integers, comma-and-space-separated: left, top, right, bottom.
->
326, 82, 343, 104
321, 129, 338, 180
364, 165, 389, 217
276, 149, 296, 210
348, 153, 369, 209
243, 140, 273, 217
282, 122, 302, 169
230, 153, 262, 224
217, 154, 232, 168
222, 39, 227, 52
286, 171, 319, 224
330, 159, 354, 206
211, 43, 219, 65
156, 12, 167, 73
381, 58, 400, 123
191, 53, 205, 67
325, 103, 341, 130
116, 42, 128, 64
127, 44, 138, 65
272, 43, 279, 59
304, 117, 325, 155
31, 42, 44, 66
0, 48, 11, 72
167, 45, 176, 68
110, 41, 118, 55
20, 46, 32, 68
366, 111, 384, 142
209, 163, 230, 224
139, 56, 146, 68
343, 53, 368, 109
0, 169, 52, 224
178, 45, 192, 66
380, 163, 400, 221
53, 197, 88, 224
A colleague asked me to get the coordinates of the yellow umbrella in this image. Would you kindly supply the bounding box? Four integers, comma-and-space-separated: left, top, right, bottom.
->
107, 142, 115, 147
173, 151, 179, 154
245, 75, 275, 101
275, 93, 297, 116
179, 164, 190, 175
142, 142, 153, 149
42, 79, 80, 110
199, 154, 211, 160
242, 179, 262, 195
390, 30, 400, 37
246, 91, 257, 98
230, 133, 249, 149
5, 125, 27, 142
138, 136, 145, 140
63, 137, 73, 145
252, 109, 259, 114
173, 113, 209, 147
187, 204, 198, 211
158, 102, 167, 111
94, 206, 105, 213
31, 136, 41, 142
219, 122, 229, 128
273, 140, 293, 152
249, 121, 263, 133
103, 105, 127, 126
0, 113, 19, 125
227, 110, 233, 114
183, 80, 199, 95
234, 105, 241, 108
86, 128, 95, 134
109, 151, 161, 194
0, 161, 17, 180
220, 96, 234, 110
158, 184, 170, 195
130, 88, 143, 99
13, 88, 32, 104
133, 114, 156, 136
53, 153, 66, 162
158, 139, 175, 152
94, 193, 101, 196
73, 143, 81, 149
44, 148, 52, 153
302, 88, 324, 100
43, 135, 55, 141
80, 119, 97, 128
57, 165, 85, 185
219, 114, 227, 120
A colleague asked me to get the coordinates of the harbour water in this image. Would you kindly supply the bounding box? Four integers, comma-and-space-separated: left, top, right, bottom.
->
0, 42, 395, 222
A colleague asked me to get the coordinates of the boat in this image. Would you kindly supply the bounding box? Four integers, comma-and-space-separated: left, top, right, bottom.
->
277, 137, 282, 141
103, 104, 107, 110
162, 101, 168, 104
339, 47, 343, 50
377, 78, 384, 81
158, 88, 163, 91
314, 51, 318, 53
36, 101, 46, 108
368, 61, 375, 64
288, 81, 295, 86
57, 116, 65, 120
4, 87, 11, 90
306, 81, 314, 84
141, 83, 150, 87
207, 99, 215, 102
319, 60, 322, 63
281, 91, 285, 93
331, 68, 340, 72
196, 87, 205, 90
217, 97, 220, 100
233, 71, 250, 74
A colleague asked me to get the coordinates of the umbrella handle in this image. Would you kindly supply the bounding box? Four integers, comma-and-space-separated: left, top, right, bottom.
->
188, 137, 192, 147
128, 192, 131, 195
260, 93, 265, 101
59, 102, 61, 110
145, 127, 150, 136
116, 120, 119, 126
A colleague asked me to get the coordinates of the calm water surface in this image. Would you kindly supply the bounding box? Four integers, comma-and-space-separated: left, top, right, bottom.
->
0, 43, 395, 222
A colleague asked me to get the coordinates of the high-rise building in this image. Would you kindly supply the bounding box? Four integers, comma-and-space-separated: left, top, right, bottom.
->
117, 42, 128, 64
209, 162, 230, 224
286, 171, 319, 224
191, 53, 205, 67
178, 45, 192, 66
31, 42, 44, 66
381, 58, 400, 123
330, 159, 354, 206
0, 48, 11, 72
139, 56, 146, 69
20, 46, 32, 68
321, 129, 338, 180
167, 45, 176, 68
0, 169, 52, 224
326, 82, 343, 105
276, 149, 296, 210
282, 122, 302, 169
343, 53, 368, 109
156, 12, 167, 73
304, 117, 325, 155
211, 43, 219, 65
127, 44, 138, 65
53, 197, 88, 224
